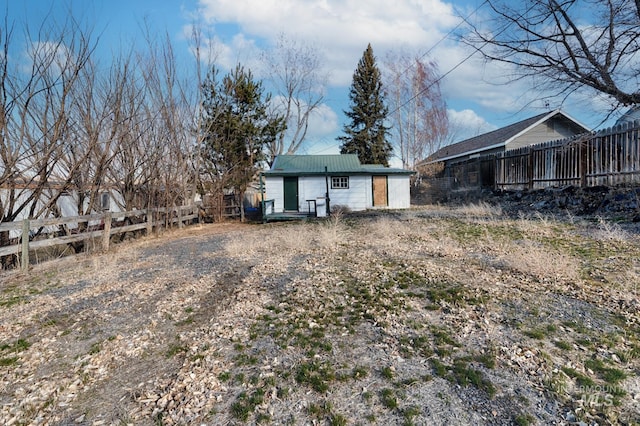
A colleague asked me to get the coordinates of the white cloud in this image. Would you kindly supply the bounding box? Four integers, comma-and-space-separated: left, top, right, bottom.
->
25, 41, 77, 76
192, 0, 546, 117
307, 103, 339, 138
433, 39, 530, 112
191, 0, 610, 136
447, 108, 496, 142
196, 0, 459, 87
270, 96, 339, 140
203, 33, 262, 72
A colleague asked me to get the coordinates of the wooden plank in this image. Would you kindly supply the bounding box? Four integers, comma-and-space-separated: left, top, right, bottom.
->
527, 146, 533, 189
587, 170, 640, 178
110, 222, 147, 234
372, 175, 388, 207
0, 244, 19, 257
120, 209, 147, 218
0, 211, 144, 232
0, 222, 22, 232
1, 210, 148, 234
28, 230, 104, 250
0, 206, 203, 269
21, 219, 29, 271
146, 209, 153, 235
30, 214, 104, 228
102, 212, 112, 252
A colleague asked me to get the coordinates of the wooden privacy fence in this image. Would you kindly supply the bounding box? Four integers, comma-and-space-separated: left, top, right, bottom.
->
444, 156, 496, 190
0, 205, 199, 271
496, 120, 640, 190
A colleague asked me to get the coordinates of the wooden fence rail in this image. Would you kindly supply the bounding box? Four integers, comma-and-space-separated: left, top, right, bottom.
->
0, 205, 199, 271
495, 120, 640, 190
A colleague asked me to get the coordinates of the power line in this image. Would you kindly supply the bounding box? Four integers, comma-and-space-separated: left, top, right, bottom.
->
388, 0, 537, 117
418, 1, 488, 63
388, 48, 479, 116
386, 0, 488, 115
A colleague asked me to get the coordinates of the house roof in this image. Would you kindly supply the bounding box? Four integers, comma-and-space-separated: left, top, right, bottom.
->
615, 105, 640, 126
263, 154, 413, 176
427, 109, 589, 163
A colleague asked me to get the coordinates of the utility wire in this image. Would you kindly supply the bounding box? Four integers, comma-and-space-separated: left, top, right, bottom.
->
388, 0, 535, 117
418, 1, 488, 64
386, 0, 488, 115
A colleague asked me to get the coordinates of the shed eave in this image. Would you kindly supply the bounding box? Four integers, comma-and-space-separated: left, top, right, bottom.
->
263, 170, 413, 177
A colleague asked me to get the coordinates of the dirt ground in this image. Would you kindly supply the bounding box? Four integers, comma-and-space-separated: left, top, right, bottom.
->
0, 206, 639, 425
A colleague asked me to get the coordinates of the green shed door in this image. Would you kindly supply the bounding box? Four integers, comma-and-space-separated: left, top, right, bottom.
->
283, 177, 299, 211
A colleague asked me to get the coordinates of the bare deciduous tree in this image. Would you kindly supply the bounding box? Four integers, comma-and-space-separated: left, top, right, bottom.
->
383, 50, 448, 169
0, 15, 96, 218
464, 0, 640, 110
103, 27, 198, 214
185, 23, 221, 207
0, 14, 99, 263
139, 30, 195, 211
262, 34, 327, 163
64, 53, 137, 216
0, 10, 207, 266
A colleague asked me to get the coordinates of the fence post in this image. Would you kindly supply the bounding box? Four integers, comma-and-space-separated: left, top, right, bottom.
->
146, 209, 153, 236
20, 219, 29, 272
527, 147, 534, 190
494, 155, 500, 190
580, 141, 588, 188
102, 212, 112, 252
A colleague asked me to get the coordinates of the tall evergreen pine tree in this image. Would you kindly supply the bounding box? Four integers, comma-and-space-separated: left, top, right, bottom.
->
338, 44, 392, 166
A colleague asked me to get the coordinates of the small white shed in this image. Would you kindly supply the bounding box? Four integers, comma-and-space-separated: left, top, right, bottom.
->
262, 154, 413, 217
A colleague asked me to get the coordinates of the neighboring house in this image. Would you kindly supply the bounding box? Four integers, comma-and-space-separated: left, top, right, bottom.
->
262, 154, 413, 216
424, 109, 590, 189
615, 105, 640, 126
428, 109, 590, 165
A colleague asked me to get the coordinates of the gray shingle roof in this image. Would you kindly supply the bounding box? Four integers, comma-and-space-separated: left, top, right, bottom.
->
427, 109, 589, 163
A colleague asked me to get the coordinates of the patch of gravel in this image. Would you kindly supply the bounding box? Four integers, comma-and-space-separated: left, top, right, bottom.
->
0, 212, 639, 425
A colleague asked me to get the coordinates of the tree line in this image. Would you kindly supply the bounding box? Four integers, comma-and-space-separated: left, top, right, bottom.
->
2, 0, 637, 233
0, 18, 196, 245
0, 16, 447, 232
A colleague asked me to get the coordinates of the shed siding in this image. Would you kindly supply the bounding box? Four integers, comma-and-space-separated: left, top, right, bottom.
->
299, 177, 328, 212
266, 176, 330, 212
387, 175, 411, 209
327, 175, 370, 211
265, 174, 410, 213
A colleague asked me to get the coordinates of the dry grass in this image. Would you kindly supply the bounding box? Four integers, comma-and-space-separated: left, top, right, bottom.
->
313, 210, 350, 250
454, 201, 503, 218
592, 216, 631, 242
1, 206, 639, 425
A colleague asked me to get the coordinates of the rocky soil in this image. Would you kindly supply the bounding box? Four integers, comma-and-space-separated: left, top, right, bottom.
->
0, 206, 639, 425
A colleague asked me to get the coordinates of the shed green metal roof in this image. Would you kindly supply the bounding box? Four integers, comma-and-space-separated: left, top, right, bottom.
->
264, 154, 413, 176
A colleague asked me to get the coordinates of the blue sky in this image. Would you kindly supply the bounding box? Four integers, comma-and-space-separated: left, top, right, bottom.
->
4, 0, 623, 162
